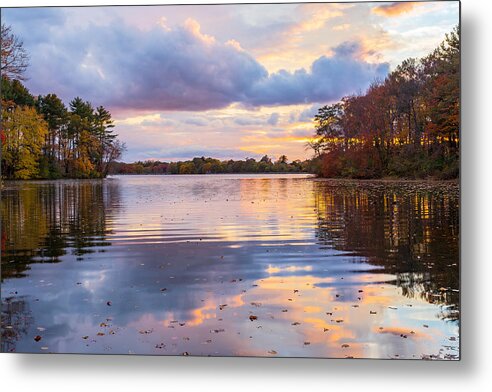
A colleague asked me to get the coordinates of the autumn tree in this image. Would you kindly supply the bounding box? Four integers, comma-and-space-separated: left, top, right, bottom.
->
309, 26, 460, 180
1, 106, 48, 179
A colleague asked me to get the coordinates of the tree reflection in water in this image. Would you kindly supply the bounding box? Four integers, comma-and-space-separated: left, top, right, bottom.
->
1, 179, 120, 278
1, 176, 459, 357
313, 180, 459, 320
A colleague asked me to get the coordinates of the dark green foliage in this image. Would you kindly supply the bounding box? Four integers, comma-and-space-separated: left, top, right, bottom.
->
110, 155, 313, 175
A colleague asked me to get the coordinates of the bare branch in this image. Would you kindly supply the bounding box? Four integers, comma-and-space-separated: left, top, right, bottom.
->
1, 24, 29, 81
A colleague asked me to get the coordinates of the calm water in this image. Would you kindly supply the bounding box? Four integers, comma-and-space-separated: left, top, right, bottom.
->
1, 174, 459, 359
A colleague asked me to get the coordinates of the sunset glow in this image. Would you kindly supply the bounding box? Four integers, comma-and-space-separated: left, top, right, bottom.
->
3, 2, 459, 162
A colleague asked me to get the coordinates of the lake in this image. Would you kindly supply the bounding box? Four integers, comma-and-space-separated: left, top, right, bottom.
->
1, 174, 460, 359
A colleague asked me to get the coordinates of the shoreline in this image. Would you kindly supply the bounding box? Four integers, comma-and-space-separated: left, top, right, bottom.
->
1, 173, 460, 186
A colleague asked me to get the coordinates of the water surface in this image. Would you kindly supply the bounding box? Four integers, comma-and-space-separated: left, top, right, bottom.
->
1, 174, 460, 359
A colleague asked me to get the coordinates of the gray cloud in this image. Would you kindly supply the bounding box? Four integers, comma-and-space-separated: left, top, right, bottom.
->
4, 9, 389, 112
267, 112, 280, 126
298, 104, 319, 122
184, 118, 209, 127
233, 117, 264, 126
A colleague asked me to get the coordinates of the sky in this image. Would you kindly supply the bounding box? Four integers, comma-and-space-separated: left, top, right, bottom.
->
2, 1, 460, 163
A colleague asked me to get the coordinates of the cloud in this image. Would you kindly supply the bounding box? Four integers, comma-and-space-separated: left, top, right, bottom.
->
372, 2, 422, 17
233, 117, 264, 126
288, 3, 345, 36
4, 9, 389, 112
298, 105, 319, 122
184, 118, 209, 127
245, 43, 389, 106
267, 113, 280, 126
332, 23, 350, 31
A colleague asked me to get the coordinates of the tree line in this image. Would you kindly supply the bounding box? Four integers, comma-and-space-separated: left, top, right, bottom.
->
1, 24, 124, 180
110, 155, 316, 175
308, 26, 460, 179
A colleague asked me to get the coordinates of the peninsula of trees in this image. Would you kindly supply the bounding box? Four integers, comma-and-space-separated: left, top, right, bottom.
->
308, 27, 460, 179
1, 24, 124, 180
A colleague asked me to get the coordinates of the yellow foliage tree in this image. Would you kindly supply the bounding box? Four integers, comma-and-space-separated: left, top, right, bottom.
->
2, 106, 48, 179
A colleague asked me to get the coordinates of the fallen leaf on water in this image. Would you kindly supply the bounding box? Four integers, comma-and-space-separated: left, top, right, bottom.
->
291, 322, 300, 326
219, 304, 227, 310
34, 335, 42, 342
281, 309, 288, 312
82, 336, 89, 339
249, 315, 258, 321
335, 319, 344, 323
370, 311, 377, 315
323, 328, 330, 332
106, 301, 112, 306
97, 332, 105, 336
250, 302, 262, 307
341, 344, 350, 348
268, 350, 277, 355
304, 341, 311, 345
